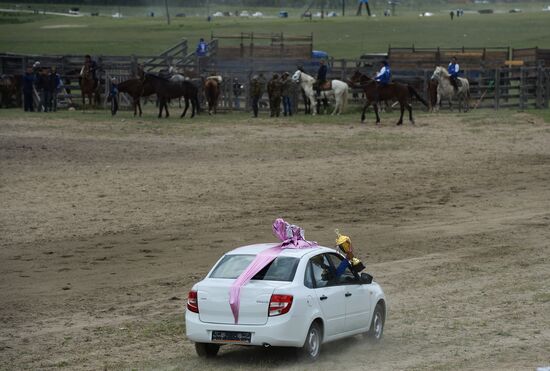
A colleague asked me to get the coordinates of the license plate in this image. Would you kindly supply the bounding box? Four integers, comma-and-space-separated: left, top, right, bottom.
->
211, 330, 252, 344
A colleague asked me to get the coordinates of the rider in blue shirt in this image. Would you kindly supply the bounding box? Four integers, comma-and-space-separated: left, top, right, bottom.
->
448, 56, 460, 91
196, 38, 208, 57
375, 60, 391, 86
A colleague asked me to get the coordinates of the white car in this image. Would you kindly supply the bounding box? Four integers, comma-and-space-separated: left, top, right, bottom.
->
185, 243, 386, 361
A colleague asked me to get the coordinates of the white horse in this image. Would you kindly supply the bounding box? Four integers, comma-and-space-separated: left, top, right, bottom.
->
431, 66, 470, 112
292, 70, 348, 115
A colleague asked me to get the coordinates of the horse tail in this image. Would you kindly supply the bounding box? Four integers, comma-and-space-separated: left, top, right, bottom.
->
408, 85, 429, 108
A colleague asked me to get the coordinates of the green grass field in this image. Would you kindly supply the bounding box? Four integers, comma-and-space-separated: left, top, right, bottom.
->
1, 2, 550, 58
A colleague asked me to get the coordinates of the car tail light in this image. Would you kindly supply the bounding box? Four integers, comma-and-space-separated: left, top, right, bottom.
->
187, 290, 199, 313
268, 294, 293, 317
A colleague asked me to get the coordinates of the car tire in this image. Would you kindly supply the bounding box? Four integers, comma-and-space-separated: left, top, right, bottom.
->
299, 322, 322, 362
366, 303, 385, 341
195, 342, 220, 358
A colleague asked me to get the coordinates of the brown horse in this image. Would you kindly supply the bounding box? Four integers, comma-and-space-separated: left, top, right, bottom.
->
79, 64, 100, 109
142, 73, 200, 119
349, 70, 428, 125
204, 76, 221, 115
117, 78, 156, 117
0, 74, 21, 108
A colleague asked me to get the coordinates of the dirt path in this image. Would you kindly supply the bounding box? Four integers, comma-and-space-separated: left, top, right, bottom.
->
0, 112, 549, 370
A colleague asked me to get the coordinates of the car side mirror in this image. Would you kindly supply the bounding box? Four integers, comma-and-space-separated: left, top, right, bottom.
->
361, 273, 373, 284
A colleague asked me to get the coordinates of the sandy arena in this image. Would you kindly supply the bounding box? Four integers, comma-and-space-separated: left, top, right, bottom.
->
0, 111, 549, 370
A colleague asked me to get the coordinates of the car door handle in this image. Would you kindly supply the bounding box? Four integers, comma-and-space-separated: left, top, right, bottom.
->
345, 292, 352, 297
319, 295, 328, 301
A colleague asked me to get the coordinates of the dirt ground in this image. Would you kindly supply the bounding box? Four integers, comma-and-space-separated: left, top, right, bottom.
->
0, 110, 549, 370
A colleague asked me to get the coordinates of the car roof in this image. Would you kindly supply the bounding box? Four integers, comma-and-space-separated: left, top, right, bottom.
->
226, 243, 336, 258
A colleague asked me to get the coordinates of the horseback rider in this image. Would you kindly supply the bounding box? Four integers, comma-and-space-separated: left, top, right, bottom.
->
375, 60, 391, 86
315, 59, 328, 97
448, 56, 460, 92
82, 55, 99, 89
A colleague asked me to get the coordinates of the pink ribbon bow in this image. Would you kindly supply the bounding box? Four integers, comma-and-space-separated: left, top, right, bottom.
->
228, 218, 317, 324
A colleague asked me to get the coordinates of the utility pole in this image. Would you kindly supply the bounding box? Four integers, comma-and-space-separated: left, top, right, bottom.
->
342, 0, 345, 16
165, 0, 170, 25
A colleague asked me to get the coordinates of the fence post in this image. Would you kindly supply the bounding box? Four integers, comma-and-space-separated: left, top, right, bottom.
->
494, 68, 500, 109
519, 67, 525, 110
544, 70, 550, 108
536, 64, 543, 109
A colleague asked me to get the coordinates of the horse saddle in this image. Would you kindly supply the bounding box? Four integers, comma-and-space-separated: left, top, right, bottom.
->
319, 81, 332, 90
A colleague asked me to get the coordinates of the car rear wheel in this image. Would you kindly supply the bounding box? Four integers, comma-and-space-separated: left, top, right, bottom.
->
367, 303, 385, 341
195, 342, 220, 358
299, 322, 322, 361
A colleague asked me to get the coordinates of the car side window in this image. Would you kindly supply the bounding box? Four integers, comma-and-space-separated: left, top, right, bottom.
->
304, 261, 314, 289
310, 254, 336, 288
326, 253, 359, 285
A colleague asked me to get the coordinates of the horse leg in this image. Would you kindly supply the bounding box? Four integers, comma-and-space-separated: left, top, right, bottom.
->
331, 95, 339, 115
374, 103, 381, 125
165, 100, 170, 118
158, 98, 163, 118
361, 100, 371, 123
181, 98, 189, 118
408, 103, 414, 124
436, 93, 441, 113
396, 104, 404, 125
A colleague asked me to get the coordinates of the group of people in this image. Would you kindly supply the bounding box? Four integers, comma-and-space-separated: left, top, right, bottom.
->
249, 72, 296, 118
22, 62, 62, 112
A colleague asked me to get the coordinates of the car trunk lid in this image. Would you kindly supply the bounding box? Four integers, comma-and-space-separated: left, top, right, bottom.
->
197, 279, 281, 325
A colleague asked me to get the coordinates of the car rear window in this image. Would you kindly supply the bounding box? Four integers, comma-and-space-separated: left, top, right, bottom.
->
209, 255, 300, 282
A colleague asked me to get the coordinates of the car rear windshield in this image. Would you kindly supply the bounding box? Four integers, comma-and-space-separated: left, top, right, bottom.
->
209, 254, 300, 282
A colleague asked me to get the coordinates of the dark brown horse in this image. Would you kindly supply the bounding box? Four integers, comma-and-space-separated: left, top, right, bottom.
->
349, 70, 428, 125
204, 76, 221, 115
79, 64, 100, 109
0, 74, 21, 108
117, 78, 155, 117
142, 73, 199, 119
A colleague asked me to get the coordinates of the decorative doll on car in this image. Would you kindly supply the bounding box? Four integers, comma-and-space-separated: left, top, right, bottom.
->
335, 229, 366, 273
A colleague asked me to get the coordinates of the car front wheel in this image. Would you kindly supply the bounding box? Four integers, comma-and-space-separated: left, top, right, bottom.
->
367, 303, 385, 341
299, 322, 322, 361
195, 342, 220, 358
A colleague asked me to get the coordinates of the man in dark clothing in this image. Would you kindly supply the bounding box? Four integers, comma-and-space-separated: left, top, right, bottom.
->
232, 77, 243, 109
316, 59, 328, 97
267, 73, 282, 117
109, 78, 119, 116
48, 66, 61, 112
250, 76, 262, 117
281, 72, 293, 116
83, 55, 99, 89
356, 0, 372, 16
36, 68, 49, 112
22, 67, 35, 112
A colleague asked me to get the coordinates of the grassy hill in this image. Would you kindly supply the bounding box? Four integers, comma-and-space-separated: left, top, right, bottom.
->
1, 2, 550, 58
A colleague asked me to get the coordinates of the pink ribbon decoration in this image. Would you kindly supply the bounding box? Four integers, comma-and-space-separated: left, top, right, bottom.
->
229, 218, 317, 324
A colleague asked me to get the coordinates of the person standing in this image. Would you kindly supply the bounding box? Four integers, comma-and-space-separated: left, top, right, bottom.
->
448, 56, 460, 91
450, 10, 454, 20
36, 67, 49, 112
281, 72, 293, 116
196, 38, 208, 57
232, 77, 243, 109
250, 76, 262, 117
22, 66, 35, 112
267, 73, 282, 117
49, 66, 62, 112
356, 0, 372, 16
109, 78, 119, 116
